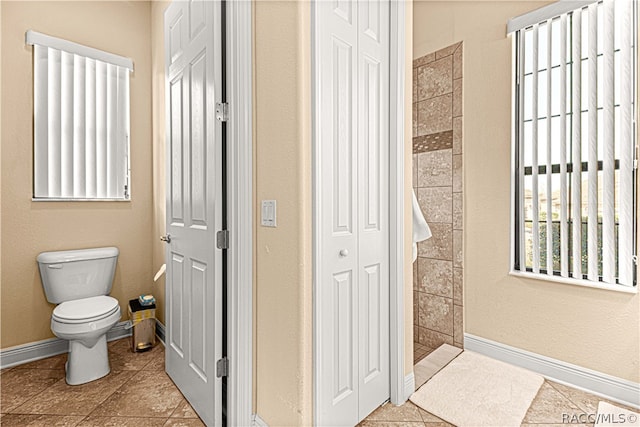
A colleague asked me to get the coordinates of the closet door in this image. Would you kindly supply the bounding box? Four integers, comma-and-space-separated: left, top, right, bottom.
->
315, 0, 390, 425
356, 0, 390, 419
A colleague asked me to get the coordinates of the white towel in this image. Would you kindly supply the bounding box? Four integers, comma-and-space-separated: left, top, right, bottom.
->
412, 190, 432, 262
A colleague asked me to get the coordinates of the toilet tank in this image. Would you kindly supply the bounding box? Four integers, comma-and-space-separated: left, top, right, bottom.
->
37, 247, 119, 304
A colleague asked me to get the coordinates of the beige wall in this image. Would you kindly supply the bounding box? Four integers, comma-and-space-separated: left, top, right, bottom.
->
253, 1, 313, 424
150, 0, 170, 325
414, 0, 640, 382
0, 1, 153, 348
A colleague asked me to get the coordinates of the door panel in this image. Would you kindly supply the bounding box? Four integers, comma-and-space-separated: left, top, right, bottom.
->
317, 0, 390, 425
164, 1, 222, 426
357, 0, 389, 418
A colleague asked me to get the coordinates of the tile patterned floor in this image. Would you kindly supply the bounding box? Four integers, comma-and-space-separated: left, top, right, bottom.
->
0, 338, 204, 426
1, 339, 636, 427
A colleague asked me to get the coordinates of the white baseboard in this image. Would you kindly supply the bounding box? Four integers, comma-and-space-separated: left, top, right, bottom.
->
0, 321, 132, 369
464, 333, 640, 409
404, 372, 416, 400
252, 413, 268, 427
155, 319, 166, 345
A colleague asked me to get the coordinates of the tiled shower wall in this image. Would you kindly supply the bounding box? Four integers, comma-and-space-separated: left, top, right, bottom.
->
412, 42, 464, 352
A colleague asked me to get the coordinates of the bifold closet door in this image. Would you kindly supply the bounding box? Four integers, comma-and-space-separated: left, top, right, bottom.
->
316, 0, 390, 425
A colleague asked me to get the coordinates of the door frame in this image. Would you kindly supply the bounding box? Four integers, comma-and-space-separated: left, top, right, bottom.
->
311, 0, 407, 422
163, 1, 253, 425
225, 1, 253, 426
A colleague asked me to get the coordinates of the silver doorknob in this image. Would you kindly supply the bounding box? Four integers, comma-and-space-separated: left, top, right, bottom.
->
160, 234, 172, 243
339, 249, 349, 257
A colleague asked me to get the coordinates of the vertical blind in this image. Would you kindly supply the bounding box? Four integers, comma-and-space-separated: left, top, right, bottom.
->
509, 0, 636, 287
27, 31, 133, 200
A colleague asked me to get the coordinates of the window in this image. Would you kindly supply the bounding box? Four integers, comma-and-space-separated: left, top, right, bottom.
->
27, 31, 133, 201
509, 0, 637, 287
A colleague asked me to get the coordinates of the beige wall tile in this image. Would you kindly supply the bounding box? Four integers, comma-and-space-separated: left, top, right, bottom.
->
418, 327, 454, 348
453, 78, 463, 117
413, 291, 419, 325
453, 230, 463, 268
418, 187, 453, 223
417, 56, 453, 101
453, 192, 463, 230
453, 154, 463, 192
413, 103, 418, 138
413, 67, 418, 103
435, 42, 460, 59
418, 257, 453, 298
453, 116, 463, 155
424, 295, 454, 335
418, 222, 453, 260
454, 304, 463, 345
413, 52, 435, 68
413, 260, 419, 290
453, 268, 463, 305
417, 94, 453, 136
453, 44, 463, 80
413, 154, 418, 188
417, 149, 452, 187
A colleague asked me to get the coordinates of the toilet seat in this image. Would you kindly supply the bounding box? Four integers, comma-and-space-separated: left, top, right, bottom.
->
53, 295, 120, 324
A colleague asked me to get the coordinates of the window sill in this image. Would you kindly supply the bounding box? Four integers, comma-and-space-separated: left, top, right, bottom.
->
32, 198, 131, 202
509, 270, 638, 294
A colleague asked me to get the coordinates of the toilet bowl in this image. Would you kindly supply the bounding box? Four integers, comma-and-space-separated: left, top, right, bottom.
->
37, 247, 120, 385
51, 295, 121, 385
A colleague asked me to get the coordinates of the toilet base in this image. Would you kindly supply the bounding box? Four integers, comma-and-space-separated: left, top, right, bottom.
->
66, 335, 110, 385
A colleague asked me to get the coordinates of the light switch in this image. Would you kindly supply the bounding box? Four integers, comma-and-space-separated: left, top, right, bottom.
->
261, 200, 277, 227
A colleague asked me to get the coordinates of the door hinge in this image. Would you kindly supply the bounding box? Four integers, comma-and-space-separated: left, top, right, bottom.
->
216, 357, 229, 378
216, 102, 229, 122
216, 230, 229, 250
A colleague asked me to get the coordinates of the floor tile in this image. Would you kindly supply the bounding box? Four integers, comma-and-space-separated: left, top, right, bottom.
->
170, 398, 199, 418
11, 370, 136, 416
143, 351, 165, 371
163, 419, 206, 427
523, 381, 583, 424
0, 368, 65, 413
108, 339, 164, 371
77, 415, 167, 426
366, 401, 423, 422
91, 370, 183, 418
418, 408, 452, 426
0, 414, 84, 426
359, 422, 425, 427
13, 354, 67, 370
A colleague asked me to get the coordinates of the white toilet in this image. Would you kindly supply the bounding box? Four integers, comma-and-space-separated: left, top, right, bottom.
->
37, 247, 121, 385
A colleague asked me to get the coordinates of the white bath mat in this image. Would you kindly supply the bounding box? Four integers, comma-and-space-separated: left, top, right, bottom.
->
414, 343, 462, 390
410, 350, 544, 427
594, 401, 640, 427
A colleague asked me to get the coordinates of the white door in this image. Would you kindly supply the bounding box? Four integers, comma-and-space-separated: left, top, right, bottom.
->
316, 0, 390, 425
164, 1, 223, 426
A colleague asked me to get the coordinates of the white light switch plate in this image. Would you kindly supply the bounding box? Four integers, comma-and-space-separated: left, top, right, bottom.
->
261, 200, 277, 227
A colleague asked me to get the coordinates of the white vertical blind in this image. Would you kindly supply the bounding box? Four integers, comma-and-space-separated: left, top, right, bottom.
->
602, 0, 615, 283
531, 24, 541, 274
513, 0, 636, 287
559, 14, 569, 278
571, 7, 583, 280
587, 3, 599, 282
618, 0, 634, 286
518, 32, 527, 272
545, 20, 553, 276
28, 31, 132, 200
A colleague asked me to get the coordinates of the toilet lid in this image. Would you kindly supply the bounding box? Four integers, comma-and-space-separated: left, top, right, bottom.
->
53, 296, 119, 323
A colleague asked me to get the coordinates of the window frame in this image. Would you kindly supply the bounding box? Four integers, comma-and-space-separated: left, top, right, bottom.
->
509, 1, 639, 292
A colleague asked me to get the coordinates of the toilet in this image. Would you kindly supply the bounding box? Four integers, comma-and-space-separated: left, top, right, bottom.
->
37, 247, 121, 385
